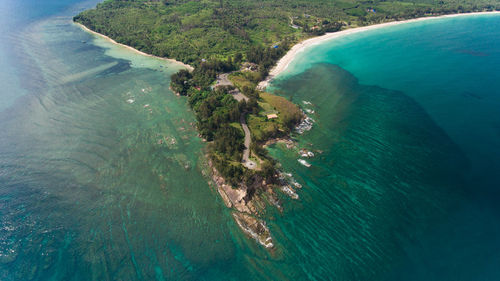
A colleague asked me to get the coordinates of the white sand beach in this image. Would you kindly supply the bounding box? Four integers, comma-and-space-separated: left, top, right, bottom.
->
258, 11, 500, 89
75, 11, 499, 85
74, 22, 194, 71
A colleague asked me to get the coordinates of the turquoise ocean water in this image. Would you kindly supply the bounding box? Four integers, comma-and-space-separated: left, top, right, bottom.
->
268, 14, 500, 280
1, 0, 499, 279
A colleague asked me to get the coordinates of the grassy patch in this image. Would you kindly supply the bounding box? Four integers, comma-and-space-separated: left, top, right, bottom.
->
247, 115, 280, 143
245, 91, 302, 143
260, 91, 302, 127
258, 101, 278, 116
228, 72, 260, 90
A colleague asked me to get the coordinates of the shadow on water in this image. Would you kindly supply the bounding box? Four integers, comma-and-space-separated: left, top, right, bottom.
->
2, 1, 500, 279
266, 63, 499, 280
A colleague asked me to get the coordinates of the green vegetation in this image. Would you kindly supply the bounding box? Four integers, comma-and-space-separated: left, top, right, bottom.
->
260, 91, 302, 130
175, 62, 299, 191
74, 0, 498, 65
228, 72, 258, 91
246, 91, 302, 143
74, 0, 499, 195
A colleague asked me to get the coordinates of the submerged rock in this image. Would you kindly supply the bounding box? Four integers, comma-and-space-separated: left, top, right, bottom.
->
299, 148, 315, 158
281, 185, 299, 199
298, 159, 311, 167
232, 212, 274, 248
295, 116, 314, 134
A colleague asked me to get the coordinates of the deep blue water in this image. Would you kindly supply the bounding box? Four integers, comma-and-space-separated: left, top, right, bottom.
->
276, 14, 500, 192
1, 0, 500, 279
269, 14, 500, 280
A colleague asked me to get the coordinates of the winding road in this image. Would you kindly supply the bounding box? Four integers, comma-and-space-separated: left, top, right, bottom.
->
216, 73, 256, 169
240, 114, 256, 169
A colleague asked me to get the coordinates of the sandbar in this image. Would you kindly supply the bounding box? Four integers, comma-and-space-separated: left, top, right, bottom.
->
74, 22, 194, 71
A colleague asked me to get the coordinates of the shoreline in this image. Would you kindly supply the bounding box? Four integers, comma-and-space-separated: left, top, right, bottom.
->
75, 11, 498, 249
74, 22, 194, 71
258, 11, 500, 89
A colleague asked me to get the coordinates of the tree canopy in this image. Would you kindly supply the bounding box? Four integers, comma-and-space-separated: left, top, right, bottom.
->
74, 0, 499, 65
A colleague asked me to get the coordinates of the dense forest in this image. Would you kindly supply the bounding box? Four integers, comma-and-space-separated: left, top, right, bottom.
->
170, 56, 300, 191
74, 0, 498, 194
74, 0, 499, 65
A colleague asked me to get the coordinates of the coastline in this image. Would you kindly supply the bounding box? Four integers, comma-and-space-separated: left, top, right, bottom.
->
258, 11, 500, 89
74, 22, 194, 71
73, 10, 498, 250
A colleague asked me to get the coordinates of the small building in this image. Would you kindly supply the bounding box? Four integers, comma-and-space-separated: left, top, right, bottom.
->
267, 114, 278, 119
241, 62, 258, 71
